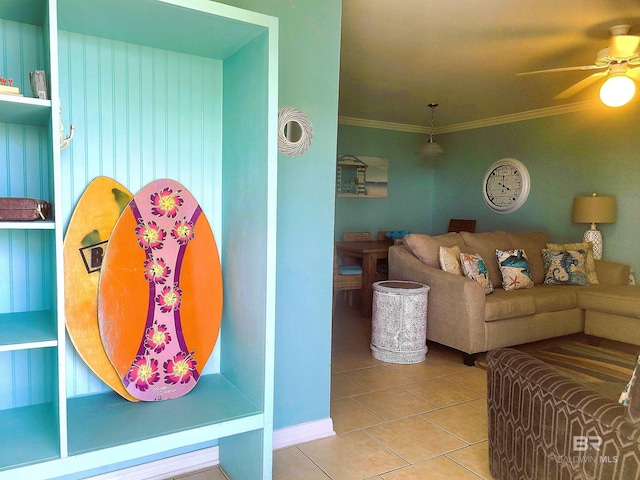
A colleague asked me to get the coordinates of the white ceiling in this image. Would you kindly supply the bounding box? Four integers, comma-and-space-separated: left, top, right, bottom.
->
338, 0, 640, 131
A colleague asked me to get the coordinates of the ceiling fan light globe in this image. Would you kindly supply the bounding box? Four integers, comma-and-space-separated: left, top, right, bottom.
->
599, 74, 636, 107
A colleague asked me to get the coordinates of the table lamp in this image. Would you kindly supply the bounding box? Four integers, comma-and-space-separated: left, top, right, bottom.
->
572, 193, 616, 260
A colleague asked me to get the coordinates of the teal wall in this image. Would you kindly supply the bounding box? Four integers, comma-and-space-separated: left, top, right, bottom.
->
337, 100, 640, 275
336, 125, 435, 239
220, 0, 342, 429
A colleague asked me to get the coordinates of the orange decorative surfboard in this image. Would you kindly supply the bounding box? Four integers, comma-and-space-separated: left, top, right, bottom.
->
64, 176, 138, 401
98, 179, 223, 401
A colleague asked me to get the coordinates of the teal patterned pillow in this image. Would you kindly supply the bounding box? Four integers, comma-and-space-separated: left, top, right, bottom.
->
496, 249, 534, 291
542, 249, 589, 286
460, 252, 494, 295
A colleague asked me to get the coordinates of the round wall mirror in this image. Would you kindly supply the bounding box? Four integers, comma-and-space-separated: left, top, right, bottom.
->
278, 107, 313, 157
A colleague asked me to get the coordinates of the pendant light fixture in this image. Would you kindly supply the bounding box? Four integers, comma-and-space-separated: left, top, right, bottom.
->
416, 103, 444, 157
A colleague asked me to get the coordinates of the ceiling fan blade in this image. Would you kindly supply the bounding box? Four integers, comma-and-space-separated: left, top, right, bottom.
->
554, 71, 609, 99
610, 35, 640, 58
518, 65, 606, 76
628, 66, 640, 80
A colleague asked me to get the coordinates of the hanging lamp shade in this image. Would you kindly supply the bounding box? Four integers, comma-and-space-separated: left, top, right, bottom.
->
415, 137, 445, 156
416, 103, 444, 157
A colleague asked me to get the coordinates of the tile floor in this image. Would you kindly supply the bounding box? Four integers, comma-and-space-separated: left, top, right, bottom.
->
174, 299, 493, 480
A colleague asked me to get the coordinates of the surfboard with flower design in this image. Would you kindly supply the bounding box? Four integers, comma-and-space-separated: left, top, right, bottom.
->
98, 179, 223, 401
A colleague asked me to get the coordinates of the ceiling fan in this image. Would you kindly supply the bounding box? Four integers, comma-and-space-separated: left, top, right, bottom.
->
519, 25, 640, 107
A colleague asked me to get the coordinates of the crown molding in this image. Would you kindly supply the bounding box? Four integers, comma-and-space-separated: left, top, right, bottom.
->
338, 101, 599, 135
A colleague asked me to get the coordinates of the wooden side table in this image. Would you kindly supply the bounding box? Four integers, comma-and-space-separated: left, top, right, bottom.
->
370, 280, 429, 364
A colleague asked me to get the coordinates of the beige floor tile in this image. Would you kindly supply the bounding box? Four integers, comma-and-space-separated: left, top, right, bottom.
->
298, 430, 407, 480
343, 365, 414, 391
384, 360, 456, 381
332, 354, 359, 374
402, 377, 482, 407
331, 397, 386, 433
442, 368, 487, 396
381, 456, 483, 480
424, 345, 476, 373
176, 467, 228, 479
365, 416, 467, 463
466, 397, 488, 412
331, 372, 371, 399
273, 446, 331, 480
353, 387, 436, 420
447, 441, 492, 479
421, 403, 488, 444
339, 347, 385, 369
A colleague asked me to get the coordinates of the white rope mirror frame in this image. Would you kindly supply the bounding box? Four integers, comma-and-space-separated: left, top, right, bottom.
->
278, 107, 313, 157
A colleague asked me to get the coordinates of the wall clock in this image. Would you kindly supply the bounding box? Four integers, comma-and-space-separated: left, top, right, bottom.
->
482, 158, 530, 214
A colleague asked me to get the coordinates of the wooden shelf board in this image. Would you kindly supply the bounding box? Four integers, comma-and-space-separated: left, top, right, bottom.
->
0, 96, 51, 126
0, 403, 60, 470
0, 220, 55, 230
67, 374, 262, 456
0, 310, 57, 352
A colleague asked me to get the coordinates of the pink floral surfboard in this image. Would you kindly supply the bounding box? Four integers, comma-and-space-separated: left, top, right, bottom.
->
98, 179, 223, 401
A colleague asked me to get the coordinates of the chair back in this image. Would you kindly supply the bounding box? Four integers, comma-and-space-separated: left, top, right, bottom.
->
448, 219, 476, 233
342, 231, 372, 242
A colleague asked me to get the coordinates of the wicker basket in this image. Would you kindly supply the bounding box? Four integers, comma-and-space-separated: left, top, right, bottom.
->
370, 280, 429, 364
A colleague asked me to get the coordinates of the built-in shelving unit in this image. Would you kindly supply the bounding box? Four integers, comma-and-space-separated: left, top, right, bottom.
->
0, 0, 277, 478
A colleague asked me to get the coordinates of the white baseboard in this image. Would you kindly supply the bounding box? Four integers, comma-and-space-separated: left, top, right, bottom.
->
90, 418, 335, 479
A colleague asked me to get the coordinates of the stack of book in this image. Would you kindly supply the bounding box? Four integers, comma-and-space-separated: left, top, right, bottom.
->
0, 84, 23, 97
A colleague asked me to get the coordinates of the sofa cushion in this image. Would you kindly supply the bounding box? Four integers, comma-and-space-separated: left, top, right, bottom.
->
460, 252, 494, 294
507, 232, 548, 284
404, 232, 465, 268
485, 289, 536, 321
496, 249, 534, 291
577, 285, 640, 319
439, 245, 462, 275
547, 242, 599, 284
542, 249, 589, 286
533, 285, 578, 313
461, 231, 511, 288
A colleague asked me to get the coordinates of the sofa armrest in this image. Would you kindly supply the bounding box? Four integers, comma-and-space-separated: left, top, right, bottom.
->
487, 348, 640, 480
388, 245, 487, 355
595, 259, 631, 286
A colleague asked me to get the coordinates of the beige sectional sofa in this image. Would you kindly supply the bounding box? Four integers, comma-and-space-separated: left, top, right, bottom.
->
388, 230, 640, 365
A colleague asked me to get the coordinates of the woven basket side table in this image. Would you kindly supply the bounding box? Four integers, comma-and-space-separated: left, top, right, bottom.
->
370, 280, 429, 364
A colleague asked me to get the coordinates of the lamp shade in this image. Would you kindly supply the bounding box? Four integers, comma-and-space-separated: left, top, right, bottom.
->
572, 194, 616, 224
415, 138, 444, 157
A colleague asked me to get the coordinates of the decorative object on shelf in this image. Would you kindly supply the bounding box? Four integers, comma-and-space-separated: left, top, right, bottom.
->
277, 106, 313, 156
336, 154, 388, 197
64, 177, 138, 402
572, 192, 616, 260
98, 179, 223, 401
29, 70, 48, 99
0, 77, 22, 96
59, 104, 75, 150
0, 197, 50, 220
415, 103, 444, 157
482, 158, 530, 214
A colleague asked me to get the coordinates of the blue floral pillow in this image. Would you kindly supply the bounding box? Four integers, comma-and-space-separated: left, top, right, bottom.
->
496, 249, 534, 291
460, 252, 494, 295
542, 249, 589, 286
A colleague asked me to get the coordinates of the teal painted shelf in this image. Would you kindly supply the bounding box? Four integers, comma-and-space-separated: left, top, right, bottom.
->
0, 96, 52, 126
0, 403, 59, 470
67, 374, 262, 455
0, 310, 57, 352
1, 0, 278, 477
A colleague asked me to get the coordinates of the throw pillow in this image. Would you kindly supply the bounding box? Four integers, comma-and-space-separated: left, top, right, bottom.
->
542, 249, 589, 286
546, 242, 599, 285
496, 249, 534, 291
460, 252, 494, 294
439, 245, 462, 275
